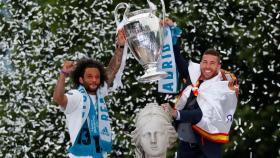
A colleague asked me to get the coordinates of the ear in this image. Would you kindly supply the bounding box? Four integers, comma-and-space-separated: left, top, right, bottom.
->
79, 77, 84, 84
217, 63, 221, 70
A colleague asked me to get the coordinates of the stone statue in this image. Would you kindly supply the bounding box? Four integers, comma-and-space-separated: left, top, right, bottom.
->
131, 103, 177, 158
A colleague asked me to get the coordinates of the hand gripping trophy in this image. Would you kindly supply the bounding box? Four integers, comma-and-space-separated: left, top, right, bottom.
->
114, 0, 168, 83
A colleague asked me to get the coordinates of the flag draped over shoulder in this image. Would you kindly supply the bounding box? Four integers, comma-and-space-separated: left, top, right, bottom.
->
177, 61, 238, 143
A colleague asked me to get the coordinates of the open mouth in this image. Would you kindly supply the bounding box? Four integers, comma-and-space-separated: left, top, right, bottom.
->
204, 69, 213, 75
88, 84, 98, 90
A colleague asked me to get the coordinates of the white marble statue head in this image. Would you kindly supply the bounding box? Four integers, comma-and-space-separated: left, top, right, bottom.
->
131, 103, 177, 158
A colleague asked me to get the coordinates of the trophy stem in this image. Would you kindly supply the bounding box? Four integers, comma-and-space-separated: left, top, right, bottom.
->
138, 66, 168, 83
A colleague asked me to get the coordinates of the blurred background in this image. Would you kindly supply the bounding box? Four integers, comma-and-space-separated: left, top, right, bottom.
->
0, 0, 279, 157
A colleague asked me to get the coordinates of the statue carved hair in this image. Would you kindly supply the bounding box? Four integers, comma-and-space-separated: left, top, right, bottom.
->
131, 103, 177, 158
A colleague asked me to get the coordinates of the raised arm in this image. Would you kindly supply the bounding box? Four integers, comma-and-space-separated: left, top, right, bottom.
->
173, 45, 190, 80
162, 18, 191, 82
53, 61, 75, 109
106, 30, 126, 86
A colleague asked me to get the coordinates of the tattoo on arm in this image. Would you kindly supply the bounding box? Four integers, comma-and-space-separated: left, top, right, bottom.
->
106, 47, 123, 86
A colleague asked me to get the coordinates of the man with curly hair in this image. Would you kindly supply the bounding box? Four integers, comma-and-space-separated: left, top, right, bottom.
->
53, 31, 125, 158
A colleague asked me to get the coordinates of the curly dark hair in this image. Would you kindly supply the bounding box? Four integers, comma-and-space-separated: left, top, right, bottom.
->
71, 58, 106, 89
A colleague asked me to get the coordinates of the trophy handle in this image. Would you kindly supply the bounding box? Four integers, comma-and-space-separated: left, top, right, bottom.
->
147, 0, 166, 24
114, 3, 130, 26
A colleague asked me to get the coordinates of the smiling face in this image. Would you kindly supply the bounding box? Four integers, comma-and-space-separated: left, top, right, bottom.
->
140, 118, 168, 157
79, 67, 101, 95
200, 54, 221, 80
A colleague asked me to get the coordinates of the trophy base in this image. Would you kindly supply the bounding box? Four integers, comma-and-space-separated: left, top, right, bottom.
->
138, 68, 168, 83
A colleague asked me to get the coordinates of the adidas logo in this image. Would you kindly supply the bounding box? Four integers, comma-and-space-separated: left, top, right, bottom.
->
101, 127, 110, 136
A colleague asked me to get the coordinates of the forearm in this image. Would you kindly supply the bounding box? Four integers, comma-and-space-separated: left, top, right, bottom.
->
106, 47, 124, 86
53, 74, 67, 107
173, 45, 190, 79
178, 107, 202, 124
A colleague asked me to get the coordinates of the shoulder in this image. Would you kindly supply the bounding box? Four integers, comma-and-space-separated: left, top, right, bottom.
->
219, 70, 239, 97
66, 89, 82, 97
188, 61, 201, 83
65, 89, 83, 102
62, 89, 83, 114
99, 82, 109, 96
189, 61, 200, 68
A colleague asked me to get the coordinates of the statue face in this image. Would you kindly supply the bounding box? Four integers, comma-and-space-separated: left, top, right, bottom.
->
140, 119, 168, 157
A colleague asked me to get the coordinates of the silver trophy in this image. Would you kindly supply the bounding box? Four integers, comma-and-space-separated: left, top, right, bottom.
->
114, 0, 167, 83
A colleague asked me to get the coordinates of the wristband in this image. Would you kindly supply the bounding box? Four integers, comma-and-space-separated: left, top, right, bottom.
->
60, 70, 69, 77
116, 44, 124, 49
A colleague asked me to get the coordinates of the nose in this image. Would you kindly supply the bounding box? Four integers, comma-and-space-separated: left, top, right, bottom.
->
205, 63, 211, 69
91, 77, 98, 83
92, 77, 96, 82
150, 133, 156, 144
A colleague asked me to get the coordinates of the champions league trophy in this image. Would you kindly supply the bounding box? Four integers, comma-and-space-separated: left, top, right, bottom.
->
114, 0, 168, 83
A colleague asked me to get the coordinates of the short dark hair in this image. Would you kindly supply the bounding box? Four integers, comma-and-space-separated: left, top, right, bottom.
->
202, 49, 221, 63
71, 58, 106, 89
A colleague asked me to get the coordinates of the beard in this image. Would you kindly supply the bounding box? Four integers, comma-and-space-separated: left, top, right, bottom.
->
84, 84, 99, 94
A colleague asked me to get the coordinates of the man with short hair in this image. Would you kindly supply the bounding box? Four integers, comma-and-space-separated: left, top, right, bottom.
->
161, 18, 238, 158
53, 31, 125, 158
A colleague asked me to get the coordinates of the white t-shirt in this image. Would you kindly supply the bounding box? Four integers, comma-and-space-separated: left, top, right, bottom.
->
60, 83, 108, 158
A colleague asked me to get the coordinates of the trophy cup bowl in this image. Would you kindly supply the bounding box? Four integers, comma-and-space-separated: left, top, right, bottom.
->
115, 0, 168, 83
